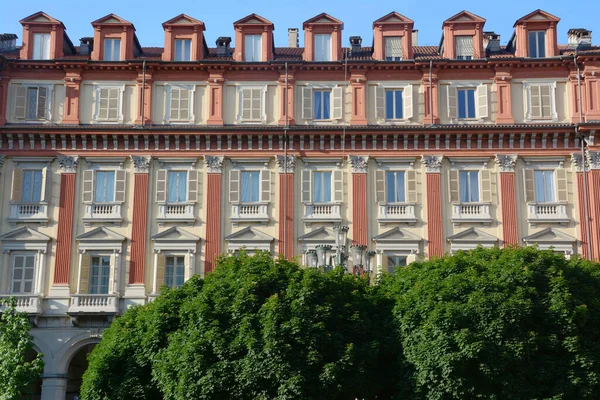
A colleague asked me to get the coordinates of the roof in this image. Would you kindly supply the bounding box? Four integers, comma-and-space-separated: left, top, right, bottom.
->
0, 34, 18, 40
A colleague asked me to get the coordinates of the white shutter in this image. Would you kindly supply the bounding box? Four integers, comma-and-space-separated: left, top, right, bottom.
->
541, 85, 551, 119
332, 87, 343, 120
229, 170, 240, 203
15, 86, 27, 119
82, 170, 94, 203
556, 169, 568, 202
480, 170, 492, 203
333, 169, 343, 202
240, 89, 252, 120
41, 167, 51, 203
301, 169, 312, 203
448, 170, 459, 203
447, 86, 457, 119
36, 86, 48, 119
187, 170, 198, 203
375, 86, 385, 120
523, 169, 535, 203
156, 169, 167, 203
251, 88, 262, 121
108, 88, 119, 120
11, 168, 23, 202
98, 88, 110, 120
260, 170, 270, 202
529, 85, 541, 120
403, 85, 413, 119
407, 170, 417, 203
302, 87, 313, 120
375, 170, 385, 203
79, 254, 90, 294
477, 84, 488, 119
169, 88, 181, 121
114, 170, 126, 203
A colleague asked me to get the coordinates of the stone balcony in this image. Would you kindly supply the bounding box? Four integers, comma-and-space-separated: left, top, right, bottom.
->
68, 294, 119, 315
83, 203, 123, 226
377, 203, 417, 225
231, 203, 269, 226
0, 294, 43, 314
8, 203, 49, 225
451, 202, 492, 226
303, 202, 342, 226
157, 203, 195, 226
527, 202, 569, 227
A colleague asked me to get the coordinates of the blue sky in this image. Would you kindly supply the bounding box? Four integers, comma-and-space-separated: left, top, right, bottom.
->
2, 0, 598, 48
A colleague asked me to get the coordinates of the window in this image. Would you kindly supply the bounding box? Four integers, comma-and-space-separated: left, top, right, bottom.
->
95, 171, 115, 203
90, 256, 111, 294
528, 85, 553, 120
302, 87, 343, 121
169, 87, 191, 122
241, 171, 260, 203
455, 35, 474, 60
313, 171, 332, 202
385, 37, 402, 61
32, 33, 50, 60
528, 31, 546, 58
22, 170, 43, 203
165, 256, 185, 289
458, 88, 476, 119
103, 38, 121, 61
14, 86, 48, 121
95, 87, 121, 122
174, 39, 191, 61
386, 255, 407, 273
459, 171, 480, 202
534, 170, 555, 202
167, 171, 187, 203
239, 88, 263, 122
244, 35, 262, 62
11, 254, 36, 294
385, 89, 403, 120
314, 34, 332, 61
314, 90, 331, 120
386, 171, 405, 202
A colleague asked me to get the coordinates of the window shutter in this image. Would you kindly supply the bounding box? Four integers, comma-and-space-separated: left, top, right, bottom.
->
169, 87, 180, 121
541, 85, 551, 118
375, 86, 385, 120
480, 169, 492, 202
385, 38, 393, 59
375, 170, 385, 203
251, 88, 262, 121
302, 87, 313, 120
240, 89, 251, 120
98, 88, 110, 120
530, 85, 541, 119
455, 36, 474, 58
333, 169, 343, 202
82, 170, 94, 204
523, 169, 535, 203
447, 86, 458, 119
11, 168, 23, 202
407, 170, 417, 203
385, 37, 402, 59
448, 169, 459, 203
79, 254, 90, 294
156, 169, 167, 203
301, 169, 312, 203
260, 170, 270, 202
108, 88, 119, 120
403, 85, 413, 119
156, 254, 166, 291
229, 169, 240, 203
556, 168, 568, 202
114, 170, 126, 203
179, 88, 190, 121
187, 170, 199, 203
36, 86, 48, 119
41, 167, 51, 202
477, 84, 488, 119
15, 86, 27, 119
332, 87, 343, 120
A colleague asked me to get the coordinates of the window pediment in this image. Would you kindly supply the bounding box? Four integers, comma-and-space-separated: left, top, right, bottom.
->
226, 227, 274, 252
0, 227, 51, 252
448, 228, 498, 252
76, 227, 125, 252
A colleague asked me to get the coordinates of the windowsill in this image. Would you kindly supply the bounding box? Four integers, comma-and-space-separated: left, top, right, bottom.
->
236, 120, 266, 124
15, 119, 51, 124
377, 202, 417, 225
377, 119, 412, 125
451, 202, 492, 226
8, 203, 49, 225
525, 118, 558, 123
231, 202, 269, 226
83, 203, 123, 227
451, 118, 485, 124
166, 120, 194, 125
91, 120, 124, 124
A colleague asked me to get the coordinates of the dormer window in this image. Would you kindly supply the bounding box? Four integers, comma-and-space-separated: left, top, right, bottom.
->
103, 38, 121, 61
244, 34, 262, 62
174, 39, 191, 61
314, 34, 332, 61
384, 37, 402, 61
233, 14, 274, 62
528, 31, 546, 58
455, 35, 473, 60
32, 33, 50, 59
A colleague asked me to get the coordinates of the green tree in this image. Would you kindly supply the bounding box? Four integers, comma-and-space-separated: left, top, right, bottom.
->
0, 298, 44, 400
379, 246, 600, 400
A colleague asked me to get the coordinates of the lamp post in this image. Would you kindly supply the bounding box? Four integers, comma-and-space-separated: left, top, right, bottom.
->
315, 244, 333, 270
350, 244, 375, 277
307, 250, 318, 269
333, 225, 349, 267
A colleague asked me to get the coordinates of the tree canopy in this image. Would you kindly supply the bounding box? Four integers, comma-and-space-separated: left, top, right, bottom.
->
0, 298, 44, 400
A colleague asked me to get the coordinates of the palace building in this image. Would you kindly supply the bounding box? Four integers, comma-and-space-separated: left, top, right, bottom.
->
0, 8, 599, 399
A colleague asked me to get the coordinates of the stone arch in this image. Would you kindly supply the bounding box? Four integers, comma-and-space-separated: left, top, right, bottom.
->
53, 333, 101, 375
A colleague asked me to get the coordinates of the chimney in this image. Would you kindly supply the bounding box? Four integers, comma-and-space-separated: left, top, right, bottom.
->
483, 32, 501, 53
288, 28, 299, 48
568, 29, 592, 49
79, 37, 94, 56
0, 33, 17, 51
412, 30, 418, 46
216, 37, 231, 56
349, 36, 362, 54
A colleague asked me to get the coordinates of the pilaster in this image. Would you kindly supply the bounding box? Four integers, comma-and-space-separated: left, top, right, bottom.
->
348, 156, 368, 245
572, 153, 591, 259
586, 151, 600, 260
422, 155, 444, 257
584, 66, 600, 121
128, 156, 151, 292
421, 70, 440, 124
40, 376, 68, 400
278, 72, 295, 125
53, 156, 78, 286
276, 155, 296, 259
0, 76, 8, 125
494, 68, 514, 124
135, 71, 153, 125
203, 156, 223, 273
350, 73, 368, 125
495, 154, 519, 246
207, 71, 224, 125
62, 69, 82, 124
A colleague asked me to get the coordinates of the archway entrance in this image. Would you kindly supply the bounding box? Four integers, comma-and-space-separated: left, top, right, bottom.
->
65, 343, 96, 400
19, 348, 42, 400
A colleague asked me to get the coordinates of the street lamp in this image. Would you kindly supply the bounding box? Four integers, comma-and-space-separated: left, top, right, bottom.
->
333, 225, 349, 267
350, 244, 375, 277
315, 245, 332, 270
307, 250, 318, 268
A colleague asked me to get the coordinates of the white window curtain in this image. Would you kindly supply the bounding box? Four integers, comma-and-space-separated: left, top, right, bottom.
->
104, 39, 121, 61
459, 171, 479, 202
534, 170, 555, 202
313, 171, 332, 202
33, 33, 50, 60
244, 35, 262, 62
314, 34, 332, 61
167, 171, 187, 203
174, 39, 191, 61
241, 171, 260, 202
386, 171, 405, 202
95, 171, 115, 203
22, 170, 43, 203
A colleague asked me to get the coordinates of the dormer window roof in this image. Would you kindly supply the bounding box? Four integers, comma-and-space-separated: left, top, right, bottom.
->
161, 14, 207, 61
90, 13, 142, 61
510, 9, 560, 58
439, 10, 485, 60
372, 11, 414, 61
19, 11, 75, 60
302, 13, 343, 62
233, 14, 274, 62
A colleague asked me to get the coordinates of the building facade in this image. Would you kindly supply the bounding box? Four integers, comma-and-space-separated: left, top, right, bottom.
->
0, 9, 599, 399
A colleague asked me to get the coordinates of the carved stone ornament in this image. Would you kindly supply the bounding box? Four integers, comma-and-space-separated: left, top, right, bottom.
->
571, 153, 588, 172
131, 156, 151, 173
348, 155, 369, 174
58, 155, 79, 173
587, 151, 600, 170
495, 154, 518, 173
275, 155, 296, 173
421, 155, 443, 173
204, 156, 224, 173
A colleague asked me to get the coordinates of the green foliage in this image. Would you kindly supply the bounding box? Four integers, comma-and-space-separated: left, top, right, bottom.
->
379, 246, 600, 400
0, 298, 44, 400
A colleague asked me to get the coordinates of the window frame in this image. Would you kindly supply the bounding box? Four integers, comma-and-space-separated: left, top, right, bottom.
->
13, 83, 53, 122
89, 254, 112, 295
457, 88, 476, 119
164, 254, 186, 289
446, 82, 489, 122
458, 170, 480, 203
10, 252, 37, 295
313, 89, 332, 121
103, 38, 122, 61
384, 88, 404, 120
386, 254, 407, 273
166, 170, 189, 204
165, 84, 195, 124
240, 170, 261, 203
244, 34, 262, 62
384, 36, 403, 61
312, 170, 333, 203
385, 170, 406, 203
533, 169, 556, 203
174, 38, 192, 62
32, 33, 51, 60
528, 30, 546, 58
236, 85, 267, 123
314, 34, 332, 61
524, 81, 557, 122
455, 35, 474, 60
94, 170, 116, 203
21, 169, 44, 204
92, 85, 125, 123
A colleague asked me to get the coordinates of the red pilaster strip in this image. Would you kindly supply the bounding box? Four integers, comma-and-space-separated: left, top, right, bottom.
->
278, 174, 295, 259
54, 173, 76, 284
576, 172, 590, 259
204, 173, 222, 273
499, 172, 519, 246
425, 172, 444, 257
129, 172, 149, 284
587, 169, 600, 260
352, 174, 368, 245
